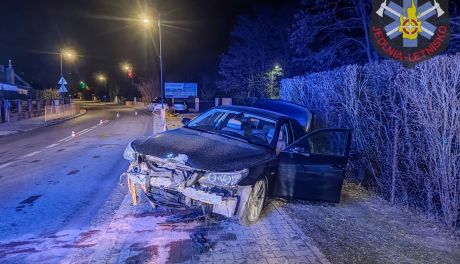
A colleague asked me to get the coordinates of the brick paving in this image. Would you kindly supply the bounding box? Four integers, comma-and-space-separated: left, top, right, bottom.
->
69, 194, 330, 264
186, 200, 330, 264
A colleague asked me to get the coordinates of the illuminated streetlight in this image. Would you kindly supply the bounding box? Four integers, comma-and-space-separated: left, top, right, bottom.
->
96, 74, 107, 100
139, 13, 164, 106
140, 13, 164, 105
97, 74, 106, 82
60, 48, 76, 77
121, 63, 131, 72
267, 64, 283, 99
58, 48, 77, 104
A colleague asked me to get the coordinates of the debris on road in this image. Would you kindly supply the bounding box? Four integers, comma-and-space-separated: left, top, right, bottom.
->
159, 210, 204, 225
190, 232, 212, 253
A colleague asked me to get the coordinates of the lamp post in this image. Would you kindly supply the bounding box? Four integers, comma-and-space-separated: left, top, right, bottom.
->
59, 49, 75, 104
141, 14, 164, 106
267, 64, 283, 99
97, 74, 107, 101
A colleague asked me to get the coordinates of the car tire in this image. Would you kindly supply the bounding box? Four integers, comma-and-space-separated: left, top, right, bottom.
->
240, 178, 267, 226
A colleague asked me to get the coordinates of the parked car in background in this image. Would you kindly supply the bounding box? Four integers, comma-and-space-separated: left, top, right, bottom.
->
147, 97, 169, 112
123, 100, 351, 225
173, 101, 188, 113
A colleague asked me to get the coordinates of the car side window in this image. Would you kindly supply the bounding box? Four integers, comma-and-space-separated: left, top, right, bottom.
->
292, 130, 349, 156
289, 120, 306, 141
308, 131, 348, 156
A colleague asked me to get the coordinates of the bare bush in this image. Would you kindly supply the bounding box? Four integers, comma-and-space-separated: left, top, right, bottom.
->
39, 88, 60, 100
281, 53, 460, 231
136, 79, 160, 103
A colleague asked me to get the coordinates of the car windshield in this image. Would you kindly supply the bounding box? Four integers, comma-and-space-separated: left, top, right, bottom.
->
186, 108, 277, 146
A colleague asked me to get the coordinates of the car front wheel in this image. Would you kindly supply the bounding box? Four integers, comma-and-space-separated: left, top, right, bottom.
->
240, 178, 267, 225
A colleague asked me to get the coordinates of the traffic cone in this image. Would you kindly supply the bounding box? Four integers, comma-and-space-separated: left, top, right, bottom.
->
99, 119, 103, 125
71, 131, 76, 137
116, 113, 120, 118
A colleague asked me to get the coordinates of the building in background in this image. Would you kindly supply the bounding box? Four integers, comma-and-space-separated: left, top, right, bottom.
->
0, 60, 33, 99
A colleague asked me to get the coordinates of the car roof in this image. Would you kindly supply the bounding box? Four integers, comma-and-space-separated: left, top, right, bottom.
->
214, 105, 289, 121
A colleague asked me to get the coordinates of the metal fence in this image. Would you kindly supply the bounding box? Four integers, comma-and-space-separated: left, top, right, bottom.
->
44, 103, 80, 122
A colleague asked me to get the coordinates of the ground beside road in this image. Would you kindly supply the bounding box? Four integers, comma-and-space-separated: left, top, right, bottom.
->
284, 183, 460, 264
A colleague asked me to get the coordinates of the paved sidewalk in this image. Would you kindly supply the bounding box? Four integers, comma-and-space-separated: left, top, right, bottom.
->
68, 195, 330, 264
191, 200, 330, 264
0, 189, 329, 264
0, 109, 86, 137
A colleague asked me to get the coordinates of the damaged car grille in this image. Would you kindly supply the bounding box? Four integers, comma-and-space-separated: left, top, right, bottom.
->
125, 154, 241, 218
146, 160, 192, 187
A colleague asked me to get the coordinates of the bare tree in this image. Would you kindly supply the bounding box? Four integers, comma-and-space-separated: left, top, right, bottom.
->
39, 88, 60, 101
289, 0, 375, 74
136, 78, 160, 103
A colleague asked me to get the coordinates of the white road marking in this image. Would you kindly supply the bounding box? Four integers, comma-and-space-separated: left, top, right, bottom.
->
45, 143, 59, 149
21, 151, 42, 158
75, 128, 91, 136
0, 162, 14, 169
58, 136, 73, 143
64, 129, 91, 141
2, 120, 111, 166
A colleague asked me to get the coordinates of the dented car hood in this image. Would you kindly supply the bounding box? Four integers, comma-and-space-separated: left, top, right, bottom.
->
131, 128, 272, 171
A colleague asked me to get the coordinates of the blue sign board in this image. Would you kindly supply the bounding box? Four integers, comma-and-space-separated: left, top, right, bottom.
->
165, 82, 197, 98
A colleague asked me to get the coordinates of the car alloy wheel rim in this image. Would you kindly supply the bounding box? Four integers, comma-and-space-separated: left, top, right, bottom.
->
247, 180, 265, 222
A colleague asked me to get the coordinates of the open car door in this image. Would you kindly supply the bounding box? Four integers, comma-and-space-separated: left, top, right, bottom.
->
272, 128, 351, 203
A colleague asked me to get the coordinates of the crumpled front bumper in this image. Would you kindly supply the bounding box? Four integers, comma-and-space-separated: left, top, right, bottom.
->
121, 162, 250, 218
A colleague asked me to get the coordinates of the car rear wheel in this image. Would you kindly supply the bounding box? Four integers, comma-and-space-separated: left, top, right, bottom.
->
240, 178, 267, 225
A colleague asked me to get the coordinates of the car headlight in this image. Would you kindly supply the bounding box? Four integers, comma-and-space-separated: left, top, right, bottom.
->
123, 141, 137, 161
198, 169, 249, 187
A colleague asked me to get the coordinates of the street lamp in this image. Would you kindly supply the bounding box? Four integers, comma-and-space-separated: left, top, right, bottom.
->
140, 14, 164, 106
60, 49, 75, 77
122, 63, 131, 72
96, 74, 107, 100
267, 64, 283, 99
121, 62, 134, 92
59, 48, 76, 104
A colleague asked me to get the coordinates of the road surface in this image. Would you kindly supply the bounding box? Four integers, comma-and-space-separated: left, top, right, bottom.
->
0, 102, 328, 264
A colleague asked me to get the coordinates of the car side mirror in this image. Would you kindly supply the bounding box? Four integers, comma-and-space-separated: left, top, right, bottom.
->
181, 118, 191, 125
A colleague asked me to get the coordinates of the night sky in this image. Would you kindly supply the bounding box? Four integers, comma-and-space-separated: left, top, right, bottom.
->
0, 0, 288, 95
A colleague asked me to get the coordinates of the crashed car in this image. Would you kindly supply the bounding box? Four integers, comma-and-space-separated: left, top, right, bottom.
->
122, 100, 351, 224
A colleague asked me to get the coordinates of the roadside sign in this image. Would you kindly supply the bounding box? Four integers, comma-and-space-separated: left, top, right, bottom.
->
58, 77, 68, 85
165, 82, 197, 98
59, 83, 68, 93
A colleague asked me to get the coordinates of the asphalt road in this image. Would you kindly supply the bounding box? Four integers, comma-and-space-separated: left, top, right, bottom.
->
0, 103, 152, 248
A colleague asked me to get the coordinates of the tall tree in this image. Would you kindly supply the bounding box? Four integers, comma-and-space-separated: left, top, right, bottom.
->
217, 7, 291, 98
449, 1, 460, 52
289, 0, 375, 74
